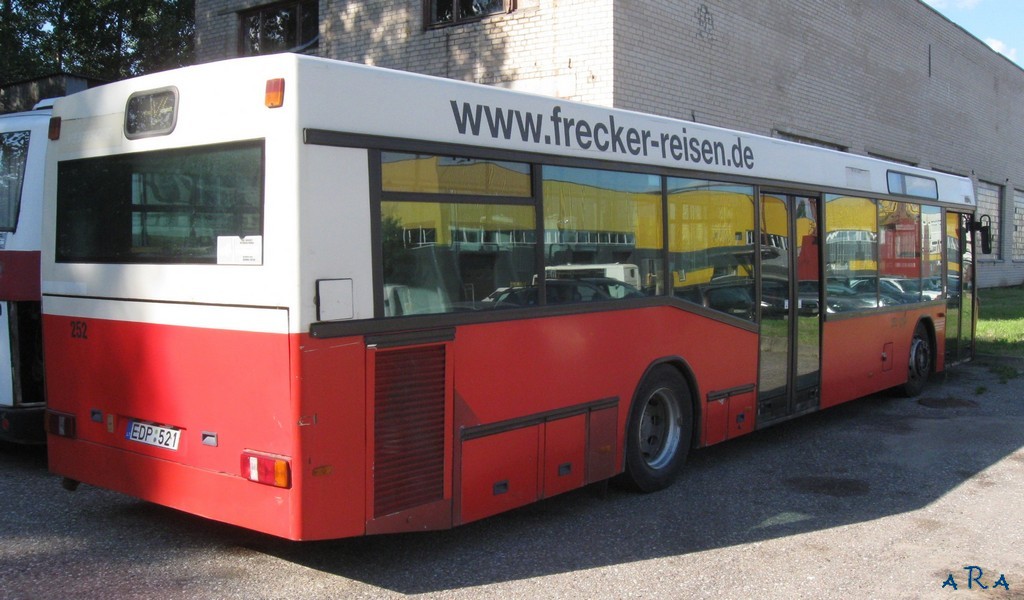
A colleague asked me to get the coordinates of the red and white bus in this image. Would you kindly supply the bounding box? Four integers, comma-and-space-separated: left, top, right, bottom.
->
42, 54, 978, 540
0, 102, 49, 444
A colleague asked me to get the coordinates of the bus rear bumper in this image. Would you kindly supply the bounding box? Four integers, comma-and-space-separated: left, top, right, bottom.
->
46, 435, 303, 540
0, 405, 45, 444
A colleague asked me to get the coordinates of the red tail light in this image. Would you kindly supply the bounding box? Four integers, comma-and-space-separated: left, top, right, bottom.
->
241, 451, 291, 488
45, 410, 76, 438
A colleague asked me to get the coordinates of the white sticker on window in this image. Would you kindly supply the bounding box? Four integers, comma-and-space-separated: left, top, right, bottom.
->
217, 235, 263, 265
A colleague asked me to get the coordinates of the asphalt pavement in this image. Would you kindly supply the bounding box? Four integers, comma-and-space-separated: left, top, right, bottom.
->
1, 357, 1021, 599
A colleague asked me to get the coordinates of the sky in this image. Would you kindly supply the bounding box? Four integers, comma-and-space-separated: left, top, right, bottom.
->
921, 0, 1023, 67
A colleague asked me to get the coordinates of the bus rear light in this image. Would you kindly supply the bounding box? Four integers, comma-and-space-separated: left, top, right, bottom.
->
45, 410, 76, 439
241, 451, 291, 488
265, 78, 285, 108
48, 116, 61, 140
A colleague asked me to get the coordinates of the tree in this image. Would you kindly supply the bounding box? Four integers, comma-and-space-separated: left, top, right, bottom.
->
0, 0, 194, 85
0, 0, 46, 82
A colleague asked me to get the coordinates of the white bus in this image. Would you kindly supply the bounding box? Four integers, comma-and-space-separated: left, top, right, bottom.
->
0, 101, 50, 444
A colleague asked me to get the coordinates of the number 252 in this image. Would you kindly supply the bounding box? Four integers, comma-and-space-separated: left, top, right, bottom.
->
70, 320, 88, 339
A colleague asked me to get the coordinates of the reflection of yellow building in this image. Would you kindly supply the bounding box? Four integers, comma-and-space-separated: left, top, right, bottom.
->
826, 196, 879, 274
383, 154, 669, 250
543, 181, 662, 249
828, 196, 876, 231
381, 201, 535, 247
382, 154, 535, 246
670, 190, 754, 251
383, 154, 531, 197
946, 212, 963, 275
668, 188, 755, 286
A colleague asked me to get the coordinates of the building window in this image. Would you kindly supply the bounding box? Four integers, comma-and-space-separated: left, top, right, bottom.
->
1013, 189, 1024, 261
427, 0, 509, 28
240, 1, 319, 57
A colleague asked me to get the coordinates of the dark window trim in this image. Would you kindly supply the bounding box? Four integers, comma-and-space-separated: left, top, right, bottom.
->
305, 128, 955, 208
303, 128, 972, 337
423, 0, 515, 30
461, 396, 618, 441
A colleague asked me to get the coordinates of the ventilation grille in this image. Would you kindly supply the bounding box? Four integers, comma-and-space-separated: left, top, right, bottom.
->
373, 345, 446, 518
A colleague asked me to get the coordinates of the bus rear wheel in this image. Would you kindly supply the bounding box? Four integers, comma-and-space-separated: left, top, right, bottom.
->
619, 365, 692, 492
902, 322, 932, 397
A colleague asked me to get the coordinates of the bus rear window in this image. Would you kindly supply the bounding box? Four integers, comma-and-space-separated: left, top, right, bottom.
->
0, 130, 30, 232
56, 140, 264, 264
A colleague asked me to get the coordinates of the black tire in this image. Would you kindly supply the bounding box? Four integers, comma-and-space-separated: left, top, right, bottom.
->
619, 365, 693, 492
902, 322, 933, 397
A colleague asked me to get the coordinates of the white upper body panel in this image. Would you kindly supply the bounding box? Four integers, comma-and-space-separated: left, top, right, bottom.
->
40, 54, 976, 333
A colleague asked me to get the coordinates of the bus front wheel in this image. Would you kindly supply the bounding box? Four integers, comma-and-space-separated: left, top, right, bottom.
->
902, 322, 933, 397
619, 365, 693, 492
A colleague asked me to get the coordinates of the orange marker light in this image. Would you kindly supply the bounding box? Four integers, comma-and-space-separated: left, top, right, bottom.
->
265, 78, 285, 108
48, 116, 62, 140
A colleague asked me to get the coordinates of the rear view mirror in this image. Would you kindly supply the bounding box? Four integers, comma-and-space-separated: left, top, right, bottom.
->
970, 216, 993, 255
979, 225, 992, 255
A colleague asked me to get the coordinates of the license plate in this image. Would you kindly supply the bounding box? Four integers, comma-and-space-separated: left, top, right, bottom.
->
125, 421, 181, 450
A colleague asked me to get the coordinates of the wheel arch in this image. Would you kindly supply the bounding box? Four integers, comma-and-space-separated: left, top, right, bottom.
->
631, 356, 701, 451
901, 315, 937, 397
916, 315, 938, 369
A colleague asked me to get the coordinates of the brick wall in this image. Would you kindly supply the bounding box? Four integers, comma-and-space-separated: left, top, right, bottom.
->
613, 0, 1024, 287
196, 0, 616, 105
195, 0, 243, 62
318, 0, 615, 105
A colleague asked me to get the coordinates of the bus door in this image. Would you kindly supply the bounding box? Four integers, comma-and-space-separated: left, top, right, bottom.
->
945, 211, 975, 364
757, 193, 822, 426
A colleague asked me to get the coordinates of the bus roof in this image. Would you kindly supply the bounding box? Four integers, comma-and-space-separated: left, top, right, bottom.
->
51, 53, 975, 208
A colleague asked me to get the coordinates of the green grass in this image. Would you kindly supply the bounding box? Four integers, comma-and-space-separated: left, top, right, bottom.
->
976, 285, 1024, 358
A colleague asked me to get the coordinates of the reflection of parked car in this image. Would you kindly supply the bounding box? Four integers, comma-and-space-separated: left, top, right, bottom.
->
578, 277, 646, 299
879, 277, 935, 302
706, 284, 755, 320
675, 278, 756, 321
756, 280, 822, 317
851, 278, 919, 305
797, 281, 821, 315
760, 279, 789, 316
824, 282, 879, 313
482, 279, 642, 308
946, 275, 962, 301
880, 277, 941, 301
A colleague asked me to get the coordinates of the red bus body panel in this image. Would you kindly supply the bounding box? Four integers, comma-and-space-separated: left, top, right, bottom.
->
820, 307, 944, 409
44, 313, 302, 539
45, 301, 946, 540
46, 304, 760, 540
0, 250, 41, 301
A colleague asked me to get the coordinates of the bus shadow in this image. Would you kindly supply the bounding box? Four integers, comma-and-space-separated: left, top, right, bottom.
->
244, 360, 1024, 594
